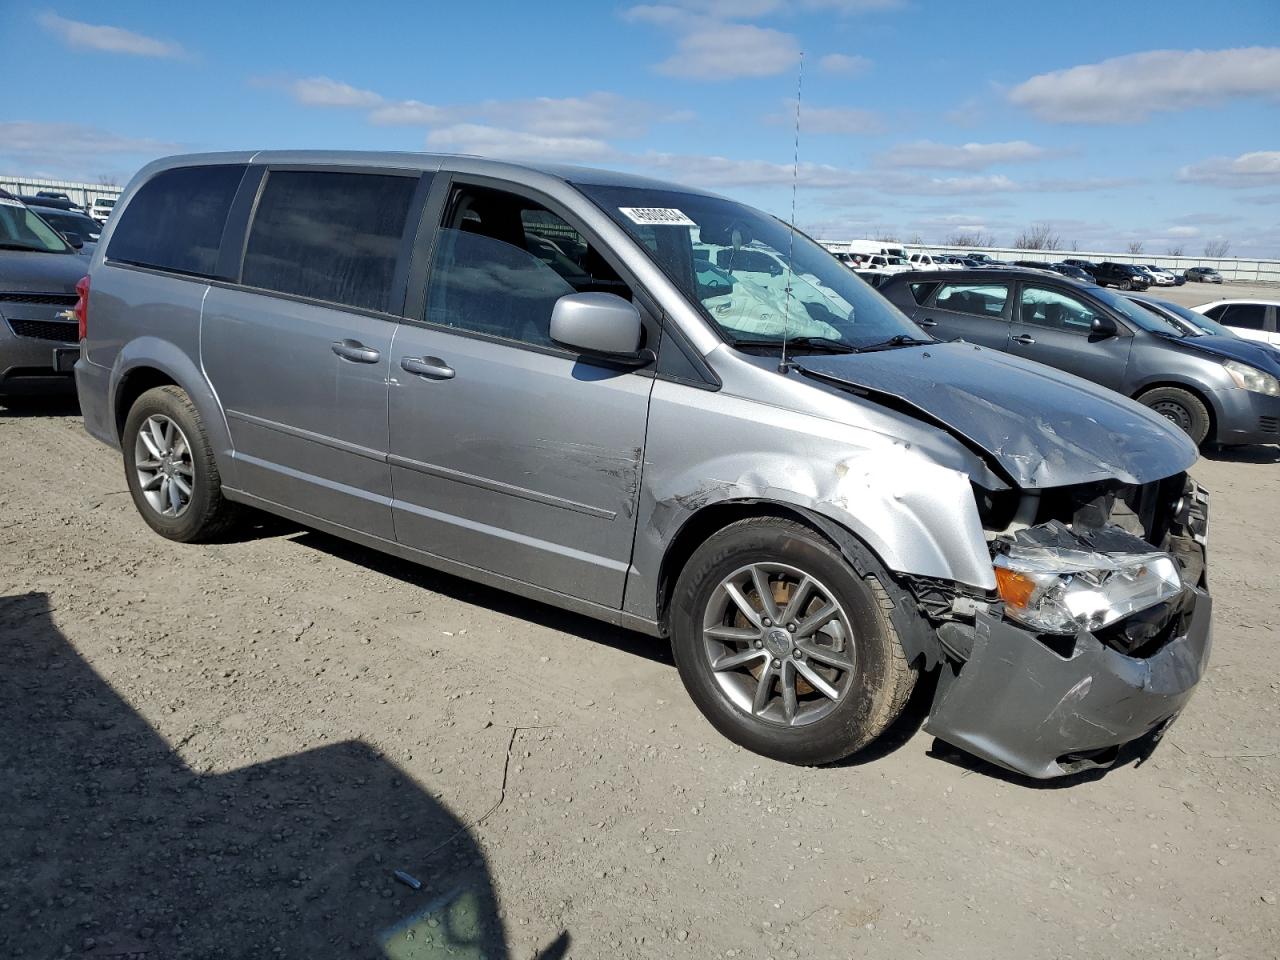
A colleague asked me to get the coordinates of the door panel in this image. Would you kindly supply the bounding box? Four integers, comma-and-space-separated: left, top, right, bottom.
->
917, 281, 1013, 349
202, 287, 397, 538
388, 326, 651, 606
1009, 283, 1132, 390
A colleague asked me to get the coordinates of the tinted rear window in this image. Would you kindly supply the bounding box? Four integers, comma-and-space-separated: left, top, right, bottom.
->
1219, 303, 1266, 330
107, 165, 246, 278
240, 170, 418, 313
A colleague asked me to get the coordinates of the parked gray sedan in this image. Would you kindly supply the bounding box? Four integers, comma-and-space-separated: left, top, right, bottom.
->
880, 268, 1280, 447
75, 152, 1211, 778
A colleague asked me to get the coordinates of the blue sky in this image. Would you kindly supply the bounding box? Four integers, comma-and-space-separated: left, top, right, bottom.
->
3, 0, 1279, 255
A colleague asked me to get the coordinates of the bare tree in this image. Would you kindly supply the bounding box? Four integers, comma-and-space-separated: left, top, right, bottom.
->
1165, 244, 1185, 256
1203, 238, 1230, 257
874, 230, 900, 242
1012, 222, 1061, 250
1126, 240, 1145, 255
96, 174, 120, 187
909, 233, 925, 246
945, 231, 995, 248
1070, 240, 1079, 252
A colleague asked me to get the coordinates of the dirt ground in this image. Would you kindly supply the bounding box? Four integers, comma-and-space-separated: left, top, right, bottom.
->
2, 399, 1278, 960
1149, 280, 1277, 309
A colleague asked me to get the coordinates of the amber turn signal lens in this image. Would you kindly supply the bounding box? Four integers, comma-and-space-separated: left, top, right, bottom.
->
994, 566, 1037, 610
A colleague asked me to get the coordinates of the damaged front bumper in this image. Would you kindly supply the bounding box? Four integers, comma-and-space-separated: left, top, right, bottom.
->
925, 595, 1211, 779
922, 478, 1212, 779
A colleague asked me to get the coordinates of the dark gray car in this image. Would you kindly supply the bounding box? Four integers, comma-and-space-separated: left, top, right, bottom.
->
0, 196, 86, 396
881, 268, 1280, 446
74, 152, 1211, 779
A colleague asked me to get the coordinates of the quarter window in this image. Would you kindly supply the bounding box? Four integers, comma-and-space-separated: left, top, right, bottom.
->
1218, 303, 1266, 330
933, 282, 1009, 317
241, 170, 418, 313
424, 185, 630, 348
106, 164, 246, 278
1019, 285, 1100, 333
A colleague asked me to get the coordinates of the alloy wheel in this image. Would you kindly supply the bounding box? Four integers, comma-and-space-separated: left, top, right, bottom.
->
701, 562, 856, 727
134, 414, 195, 518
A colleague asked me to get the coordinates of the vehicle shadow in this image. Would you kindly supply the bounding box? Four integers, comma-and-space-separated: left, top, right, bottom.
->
1201, 444, 1280, 464
283, 529, 674, 667
830, 668, 937, 768
0, 394, 80, 417
0, 592, 570, 960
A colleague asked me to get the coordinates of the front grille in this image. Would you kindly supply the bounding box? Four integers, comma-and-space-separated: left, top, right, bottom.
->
1261, 416, 1279, 435
7, 318, 77, 342
0, 292, 78, 306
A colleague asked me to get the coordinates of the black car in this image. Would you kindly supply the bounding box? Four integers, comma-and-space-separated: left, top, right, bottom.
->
1060, 258, 1100, 275
1090, 262, 1150, 291
27, 204, 100, 254
878, 268, 1280, 446
17, 194, 81, 212
1047, 263, 1094, 282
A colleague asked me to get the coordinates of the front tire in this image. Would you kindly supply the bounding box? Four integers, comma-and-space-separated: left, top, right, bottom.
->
1138, 386, 1211, 446
670, 517, 916, 766
123, 385, 239, 542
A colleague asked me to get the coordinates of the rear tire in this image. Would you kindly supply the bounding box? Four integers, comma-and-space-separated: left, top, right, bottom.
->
670, 517, 916, 766
1138, 386, 1211, 446
123, 385, 239, 542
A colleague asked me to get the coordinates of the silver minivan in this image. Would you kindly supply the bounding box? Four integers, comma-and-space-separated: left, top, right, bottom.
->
75, 152, 1212, 779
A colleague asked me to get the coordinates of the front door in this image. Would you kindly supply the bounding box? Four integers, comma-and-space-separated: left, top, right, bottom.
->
201, 168, 424, 539
1007, 281, 1132, 390
387, 180, 654, 607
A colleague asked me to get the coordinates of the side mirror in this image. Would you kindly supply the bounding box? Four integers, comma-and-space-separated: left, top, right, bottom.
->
63, 232, 84, 249
1091, 315, 1118, 337
550, 292, 644, 358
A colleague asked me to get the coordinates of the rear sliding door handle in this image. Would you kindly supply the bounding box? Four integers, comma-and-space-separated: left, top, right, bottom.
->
1012, 334, 1036, 345
917, 318, 938, 328
332, 339, 381, 363
400, 356, 455, 380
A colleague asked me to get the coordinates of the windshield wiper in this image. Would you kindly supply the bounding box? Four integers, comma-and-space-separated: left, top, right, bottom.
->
852, 334, 934, 353
729, 336, 856, 354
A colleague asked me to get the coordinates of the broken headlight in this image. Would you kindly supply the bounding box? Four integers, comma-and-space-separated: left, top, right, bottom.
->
993, 521, 1183, 636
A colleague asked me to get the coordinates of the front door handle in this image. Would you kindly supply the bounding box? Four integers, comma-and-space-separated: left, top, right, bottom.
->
332, 339, 381, 363
917, 318, 938, 328
401, 356, 455, 380
1012, 334, 1036, 345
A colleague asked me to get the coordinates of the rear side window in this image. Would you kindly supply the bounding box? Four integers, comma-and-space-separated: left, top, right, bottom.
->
934, 282, 1009, 317
909, 281, 939, 304
1218, 303, 1266, 330
241, 170, 418, 313
107, 165, 245, 278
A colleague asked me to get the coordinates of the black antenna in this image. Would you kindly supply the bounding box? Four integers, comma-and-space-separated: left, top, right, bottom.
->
778, 51, 804, 375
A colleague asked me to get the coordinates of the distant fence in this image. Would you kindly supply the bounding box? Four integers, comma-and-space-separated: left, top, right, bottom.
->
0, 175, 123, 211
822, 240, 1280, 285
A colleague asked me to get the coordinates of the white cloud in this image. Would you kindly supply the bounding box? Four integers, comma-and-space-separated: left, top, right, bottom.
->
37, 11, 187, 58
1164, 225, 1201, 238
0, 121, 178, 177
289, 76, 383, 108
424, 124, 618, 163
817, 53, 871, 75
368, 100, 447, 126
1008, 47, 1280, 123
625, 5, 800, 79
476, 93, 644, 138
875, 140, 1052, 169
1177, 151, 1280, 188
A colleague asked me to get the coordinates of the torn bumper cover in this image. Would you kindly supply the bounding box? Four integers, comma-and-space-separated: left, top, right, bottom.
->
925, 598, 1211, 779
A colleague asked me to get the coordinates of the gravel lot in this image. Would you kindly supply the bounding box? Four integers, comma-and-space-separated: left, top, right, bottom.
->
1150, 281, 1278, 309
2, 400, 1278, 960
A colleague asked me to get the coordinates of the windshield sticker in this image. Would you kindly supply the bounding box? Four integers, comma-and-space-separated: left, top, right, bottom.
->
619, 207, 696, 227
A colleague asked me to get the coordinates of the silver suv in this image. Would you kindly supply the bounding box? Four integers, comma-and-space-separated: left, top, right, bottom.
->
75, 152, 1212, 779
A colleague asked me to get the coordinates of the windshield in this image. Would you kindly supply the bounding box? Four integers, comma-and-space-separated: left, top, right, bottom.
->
1134, 297, 1236, 337
575, 184, 926, 351
0, 199, 72, 253
1089, 286, 1185, 335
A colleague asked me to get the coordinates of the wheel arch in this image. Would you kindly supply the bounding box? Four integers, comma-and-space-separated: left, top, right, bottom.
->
1132, 379, 1220, 443
655, 498, 944, 670
109, 337, 238, 487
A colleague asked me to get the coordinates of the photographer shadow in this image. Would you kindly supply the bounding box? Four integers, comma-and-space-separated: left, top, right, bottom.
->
0, 592, 568, 960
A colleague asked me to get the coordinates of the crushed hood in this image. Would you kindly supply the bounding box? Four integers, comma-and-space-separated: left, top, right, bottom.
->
1161, 332, 1280, 376
797, 342, 1198, 489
